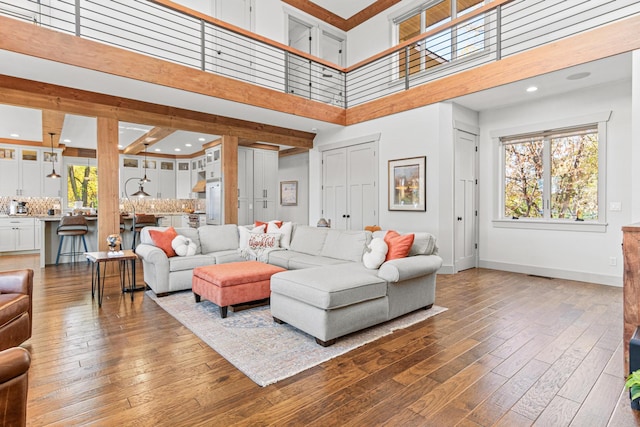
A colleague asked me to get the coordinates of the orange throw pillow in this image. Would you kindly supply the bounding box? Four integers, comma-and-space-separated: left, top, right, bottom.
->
149, 227, 178, 257
255, 220, 283, 229
384, 230, 414, 261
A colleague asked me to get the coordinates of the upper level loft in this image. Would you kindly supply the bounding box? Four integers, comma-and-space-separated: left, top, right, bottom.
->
1, 0, 640, 126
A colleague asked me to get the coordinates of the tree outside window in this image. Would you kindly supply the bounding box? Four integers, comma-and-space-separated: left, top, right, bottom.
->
67, 163, 98, 208
502, 126, 599, 221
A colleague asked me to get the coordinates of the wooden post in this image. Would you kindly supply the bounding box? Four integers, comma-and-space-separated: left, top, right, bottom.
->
623, 223, 640, 373
221, 135, 238, 225
96, 117, 120, 252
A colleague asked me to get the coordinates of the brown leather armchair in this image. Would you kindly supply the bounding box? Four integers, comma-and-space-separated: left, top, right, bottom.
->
0, 347, 31, 427
0, 269, 34, 352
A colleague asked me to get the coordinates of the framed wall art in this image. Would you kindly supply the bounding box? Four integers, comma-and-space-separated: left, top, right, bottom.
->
388, 156, 426, 211
280, 180, 298, 206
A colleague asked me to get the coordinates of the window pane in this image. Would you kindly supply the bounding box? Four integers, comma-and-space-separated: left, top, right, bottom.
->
398, 13, 421, 78
550, 132, 598, 220
67, 164, 98, 208
504, 140, 544, 218
425, 0, 451, 62
456, 2, 484, 58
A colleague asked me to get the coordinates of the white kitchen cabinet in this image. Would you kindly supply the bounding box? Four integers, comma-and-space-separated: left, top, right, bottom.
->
252, 149, 278, 222
42, 148, 63, 197
120, 156, 142, 198
156, 160, 176, 199
176, 161, 191, 199
157, 214, 182, 227
0, 146, 43, 197
0, 217, 36, 252
205, 146, 221, 181
237, 147, 254, 225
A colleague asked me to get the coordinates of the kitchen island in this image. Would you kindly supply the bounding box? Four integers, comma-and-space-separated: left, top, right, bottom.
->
39, 215, 99, 267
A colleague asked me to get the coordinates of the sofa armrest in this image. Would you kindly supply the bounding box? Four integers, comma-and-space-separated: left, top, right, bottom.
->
0, 347, 30, 384
135, 244, 168, 266
0, 269, 33, 296
377, 255, 443, 283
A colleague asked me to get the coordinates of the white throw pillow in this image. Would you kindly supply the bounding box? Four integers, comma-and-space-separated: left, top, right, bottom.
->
266, 221, 293, 249
171, 235, 197, 257
238, 224, 265, 250
362, 237, 388, 269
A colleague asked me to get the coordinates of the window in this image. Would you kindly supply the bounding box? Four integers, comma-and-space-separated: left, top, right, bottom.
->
67, 162, 98, 209
500, 124, 603, 223
395, 0, 484, 77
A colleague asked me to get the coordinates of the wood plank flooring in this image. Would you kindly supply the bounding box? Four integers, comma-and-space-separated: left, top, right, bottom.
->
7, 254, 640, 426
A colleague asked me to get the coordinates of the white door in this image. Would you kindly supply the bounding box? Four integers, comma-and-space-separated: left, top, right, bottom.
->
318, 31, 345, 105
210, 0, 254, 80
287, 17, 312, 99
322, 142, 377, 231
454, 130, 478, 272
322, 149, 347, 229
347, 144, 377, 230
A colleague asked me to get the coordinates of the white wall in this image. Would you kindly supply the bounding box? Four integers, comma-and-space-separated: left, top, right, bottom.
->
277, 152, 309, 224
313, 104, 453, 263
478, 80, 632, 286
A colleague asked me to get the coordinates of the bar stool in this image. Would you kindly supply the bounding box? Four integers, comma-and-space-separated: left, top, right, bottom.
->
131, 214, 157, 249
56, 215, 89, 265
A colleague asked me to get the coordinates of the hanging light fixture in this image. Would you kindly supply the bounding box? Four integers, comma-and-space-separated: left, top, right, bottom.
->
46, 132, 61, 179
131, 181, 150, 198
141, 142, 151, 183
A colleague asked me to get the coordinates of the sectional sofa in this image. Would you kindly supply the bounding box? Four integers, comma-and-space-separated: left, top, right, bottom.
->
135, 224, 443, 345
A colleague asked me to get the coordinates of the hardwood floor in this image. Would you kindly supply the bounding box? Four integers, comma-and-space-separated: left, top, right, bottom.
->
8, 254, 640, 426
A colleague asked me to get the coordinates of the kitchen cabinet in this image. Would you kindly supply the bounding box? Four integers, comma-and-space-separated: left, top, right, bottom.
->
237, 147, 254, 225
205, 146, 221, 181
0, 146, 43, 197
156, 160, 176, 199
157, 214, 183, 227
0, 217, 36, 252
120, 155, 175, 199
252, 149, 278, 222
120, 156, 142, 198
176, 161, 192, 199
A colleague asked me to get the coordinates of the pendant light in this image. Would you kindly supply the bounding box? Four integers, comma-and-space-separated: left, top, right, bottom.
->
46, 132, 61, 179
141, 142, 151, 183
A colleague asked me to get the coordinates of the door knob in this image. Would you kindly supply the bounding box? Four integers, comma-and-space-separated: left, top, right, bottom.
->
457, 217, 463, 221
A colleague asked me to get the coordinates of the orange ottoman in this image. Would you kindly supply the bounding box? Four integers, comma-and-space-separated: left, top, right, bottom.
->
192, 261, 285, 318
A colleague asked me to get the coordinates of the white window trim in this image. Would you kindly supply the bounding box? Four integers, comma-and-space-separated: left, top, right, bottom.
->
491, 111, 611, 233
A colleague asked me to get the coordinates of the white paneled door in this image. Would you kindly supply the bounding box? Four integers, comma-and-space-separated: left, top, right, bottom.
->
322, 142, 377, 230
454, 130, 478, 272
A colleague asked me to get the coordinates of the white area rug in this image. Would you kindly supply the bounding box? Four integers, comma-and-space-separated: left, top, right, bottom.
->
148, 290, 447, 387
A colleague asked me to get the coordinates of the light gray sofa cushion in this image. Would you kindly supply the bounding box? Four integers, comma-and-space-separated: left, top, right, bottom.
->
373, 230, 438, 256
288, 254, 349, 270
210, 250, 246, 264
267, 250, 298, 269
289, 226, 328, 256
271, 264, 386, 310
168, 254, 214, 272
320, 229, 370, 262
199, 224, 239, 253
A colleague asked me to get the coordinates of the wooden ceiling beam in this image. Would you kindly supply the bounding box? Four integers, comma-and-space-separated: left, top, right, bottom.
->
41, 110, 65, 147
123, 127, 175, 154
0, 74, 316, 149
279, 147, 308, 158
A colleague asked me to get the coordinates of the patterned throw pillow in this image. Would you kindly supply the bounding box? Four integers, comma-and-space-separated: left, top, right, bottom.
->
238, 225, 266, 250
248, 232, 281, 250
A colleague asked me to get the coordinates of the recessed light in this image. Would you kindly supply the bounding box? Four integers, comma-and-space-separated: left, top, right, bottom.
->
311, 127, 317, 132
174, 148, 181, 152
117, 144, 123, 149
63, 139, 71, 143
185, 143, 192, 147
154, 148, 161, 152
567, 72, 591, 80
9, 133, 19, 138
198, 138, 205, 142
526, 86, 538, 93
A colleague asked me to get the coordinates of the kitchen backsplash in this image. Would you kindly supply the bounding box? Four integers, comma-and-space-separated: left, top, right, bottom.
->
0, 196, 205, 215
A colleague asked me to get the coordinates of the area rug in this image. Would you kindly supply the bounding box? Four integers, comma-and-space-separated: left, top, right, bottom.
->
148, 290, 447, 386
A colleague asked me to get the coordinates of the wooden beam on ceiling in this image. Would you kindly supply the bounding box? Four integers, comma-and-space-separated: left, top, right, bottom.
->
0, 16, 344, 129
281, 0, 401, 31
42, 109, 65, 147
123, 127, 175, 154
0, 74, 316, 149
279, 147, 309, 158
202, 138, 221, 149
238, 140, 280, 151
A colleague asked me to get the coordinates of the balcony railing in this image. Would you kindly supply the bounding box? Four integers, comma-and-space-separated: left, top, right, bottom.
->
1, 0, 639, 109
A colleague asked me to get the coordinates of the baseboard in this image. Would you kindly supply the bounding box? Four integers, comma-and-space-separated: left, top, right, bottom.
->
478, 260, 622, 287
438, 264, 455, 274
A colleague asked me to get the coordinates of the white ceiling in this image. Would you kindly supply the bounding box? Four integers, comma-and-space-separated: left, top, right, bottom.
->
311, 0, 378, 19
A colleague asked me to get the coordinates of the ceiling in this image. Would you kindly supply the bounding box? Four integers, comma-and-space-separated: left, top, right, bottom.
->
310, 0, 378, 19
